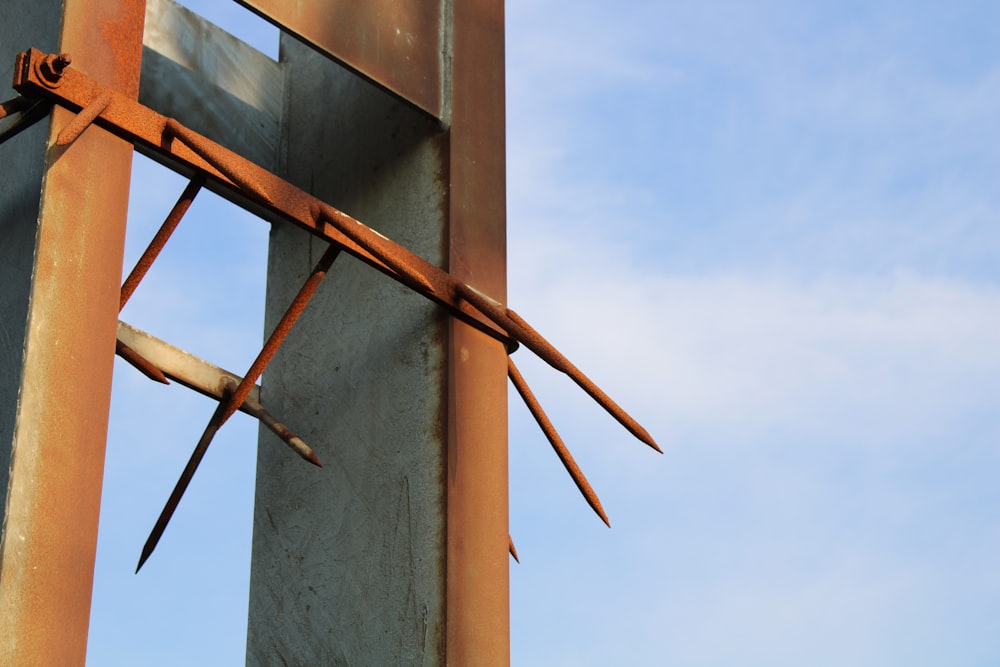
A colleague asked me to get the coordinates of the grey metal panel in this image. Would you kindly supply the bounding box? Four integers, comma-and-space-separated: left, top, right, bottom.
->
236, 0, 442, 118
141, 0, 283, 171
246, 36, 448, 666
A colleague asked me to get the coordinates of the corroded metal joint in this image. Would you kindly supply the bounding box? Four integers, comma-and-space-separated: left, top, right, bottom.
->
35, 52, 71, 88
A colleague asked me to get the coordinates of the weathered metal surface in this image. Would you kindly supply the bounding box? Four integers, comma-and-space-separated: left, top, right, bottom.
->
246, 37, 449, 664
13, 49, 517, 351
141, 0, 283, 171
236, 0, 441, 117
0, 1, 144, 664
445, 2, 510, 661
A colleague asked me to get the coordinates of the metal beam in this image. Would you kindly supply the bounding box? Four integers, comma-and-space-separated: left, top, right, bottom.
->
0, 1, 144, 664
246, 1, 509, 662
445, 1, 510, 661
236, 0, 442, 117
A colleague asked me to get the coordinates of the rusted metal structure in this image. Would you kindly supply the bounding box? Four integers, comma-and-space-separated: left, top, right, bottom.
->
0, 1, 657, 664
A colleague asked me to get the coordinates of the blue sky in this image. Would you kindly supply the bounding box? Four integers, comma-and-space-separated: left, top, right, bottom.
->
86, 1, 1000, 665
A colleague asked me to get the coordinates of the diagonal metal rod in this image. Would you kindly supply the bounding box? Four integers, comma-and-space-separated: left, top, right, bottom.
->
165, 118, 273, 205
508, 535, 520, 563
508, 357, 611, 527
120, 174, 205, 310
313, 202, 434, 294
137, 244, 340, 571
55, 89, 111, 146
220, 242, 342, 426
0, 96, 51, 145
460, 283, 661, 454
136, 385, 233, 573
115, 339, 169, 385
0, 95, 32, 120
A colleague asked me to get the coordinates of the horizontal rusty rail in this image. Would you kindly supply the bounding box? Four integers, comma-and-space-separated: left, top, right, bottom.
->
12, 48, 513, 350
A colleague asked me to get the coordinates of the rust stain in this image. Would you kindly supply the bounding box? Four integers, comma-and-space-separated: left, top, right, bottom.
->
97, 0, 145, 97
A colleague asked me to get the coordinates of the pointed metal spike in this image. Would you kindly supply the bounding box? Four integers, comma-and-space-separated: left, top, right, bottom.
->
508, 357, 611, 527
220, 243, 341, 426
120, 174, 205, 310
136, 390, 231, 573
165, 119, 273, 205
458, 282, 660, 454
315, 203, 434, 294
55, 90, 111, 146
115, 339, 169, 385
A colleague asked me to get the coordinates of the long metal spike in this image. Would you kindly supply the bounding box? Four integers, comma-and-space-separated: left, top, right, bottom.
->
120, 174, 205, 310
505, 308, 660, 452
508, 535, 520, 563
314, 202, 434, 294
136, 245, 339, 571
220, 242, 341, 426
459, 283, 661, 454
508, 357, 611, 527
165, 118, 273, 204
136, 386, 232, 573
54, 90, 111, 146
115, 339, 169, 385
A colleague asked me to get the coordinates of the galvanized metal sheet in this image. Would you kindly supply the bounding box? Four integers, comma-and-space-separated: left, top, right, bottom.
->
236, 0, 441, 117
142, 0, 284, 171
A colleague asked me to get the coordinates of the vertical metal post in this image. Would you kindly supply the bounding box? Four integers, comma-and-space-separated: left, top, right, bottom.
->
446, 0, 510, 662
246, 0, 508, 663
0, 1, 144, 664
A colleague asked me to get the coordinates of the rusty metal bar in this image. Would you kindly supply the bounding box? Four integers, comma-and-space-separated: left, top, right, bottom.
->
137, 243, 339, 569
136, 384, 234, 572
11, 48, 513, 350
0, 2, 144, 664
12, 50, 659, 457
235, 0, 442, 117
120, 174, 205, 309
508, 357, 610, 526
445, 1, 511, 661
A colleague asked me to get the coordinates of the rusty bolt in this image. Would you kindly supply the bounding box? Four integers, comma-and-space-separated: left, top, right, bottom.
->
36, 52, 71, 87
